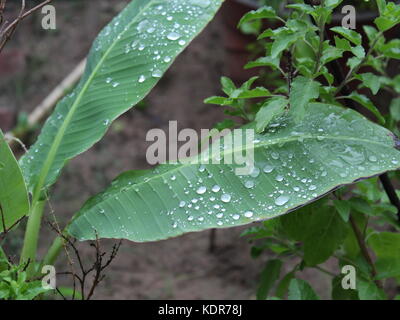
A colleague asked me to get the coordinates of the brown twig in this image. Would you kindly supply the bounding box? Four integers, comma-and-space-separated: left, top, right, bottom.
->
0, 0, 53, 53
0, 203, 26, 242
47, 221, 121, 300
6, 58, 86, 149
349, 215, 383, 289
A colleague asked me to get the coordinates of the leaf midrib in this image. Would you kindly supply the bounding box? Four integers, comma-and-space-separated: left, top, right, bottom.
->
86, 133, 394, 205
31, 0, 153, 201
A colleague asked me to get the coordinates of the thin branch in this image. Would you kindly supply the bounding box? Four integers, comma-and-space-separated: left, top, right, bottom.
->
323, 30, 400, 223
6, 58, 86, 149
0, 0, 54, 53
349, 215, 382, 289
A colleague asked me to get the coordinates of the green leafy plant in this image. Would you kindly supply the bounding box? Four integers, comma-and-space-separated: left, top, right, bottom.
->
1, 0, 400, 300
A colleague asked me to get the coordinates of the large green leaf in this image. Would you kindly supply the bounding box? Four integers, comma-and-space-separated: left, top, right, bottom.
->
0, 130, 29, 232
68, 103, 400, 242
19, 0, 223, 195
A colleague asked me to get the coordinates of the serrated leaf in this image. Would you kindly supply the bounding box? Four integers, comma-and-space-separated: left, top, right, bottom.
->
380, 39, 400, 59
20, 0, 224, 194
236, 87, 271, 99
321, 45, 343, 65
363, 25, 379, 44
271, 31, 299, 58
0, 130, 29, 232
289, 76, 320, 123
238, 6, 277, 28
245, 56, 280, 70
330, 27, 362, 46
374, 2, 400, 32
286, 4, 314, 14
355, 73, 381, 95
255, 97, 288, 133
68, 103, 400, 242
288, 279, 319, 300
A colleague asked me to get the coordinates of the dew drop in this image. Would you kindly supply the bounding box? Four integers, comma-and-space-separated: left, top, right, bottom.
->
275, 195, 290, 206
196, 186, 207, 194
244, 211, 253, 218
138, 75, 146, 83
152, 70, 162, 78
263, 165, 274, 173
212, 185, 221, 193
221, 194, 231, 203
244, 180, 254, 189
167, 32, 181, 40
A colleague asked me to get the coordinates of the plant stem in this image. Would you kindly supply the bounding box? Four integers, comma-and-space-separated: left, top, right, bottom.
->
379, 174, 400, 222
42, 235, 65, 267
334, 32, 383, 96
349, 215, 382, 289
325, 31, 400, 223
19, 199, 45, 277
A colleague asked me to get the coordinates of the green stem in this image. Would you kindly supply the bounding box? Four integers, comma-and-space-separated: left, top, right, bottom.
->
334, 32, 383, 96
20, 199, 46, 277
42, 235, 65, 267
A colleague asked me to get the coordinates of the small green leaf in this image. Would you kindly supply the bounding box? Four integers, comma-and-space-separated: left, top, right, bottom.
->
347, 57, 363, 70
276, 271, 295, 299
257, 259, 282, 300
255, 97, 288, 133
334, 36, 352, 51
204, 96, 232, 106
358, 279, 386, 300
390, 98, 400, 121
380, 39, 400, 59
220, 77, 236, 95
374, 2, 400, 32
332, 276, 358, 300
271, 31, 298, 58
245, 56, 280, 70
286, 4, 314, 14
333, 199, 351, 222
356, 73, 381, 95
236, 87, 271, 99
288, 279, 319, 300
363, 25, 379, 43
321, 45, 343, 65
345, 92, 385, 125
289, 76, 320, 123
330, 26, 362, 46
351, 45, 366, 59
238, 7, 277, 28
